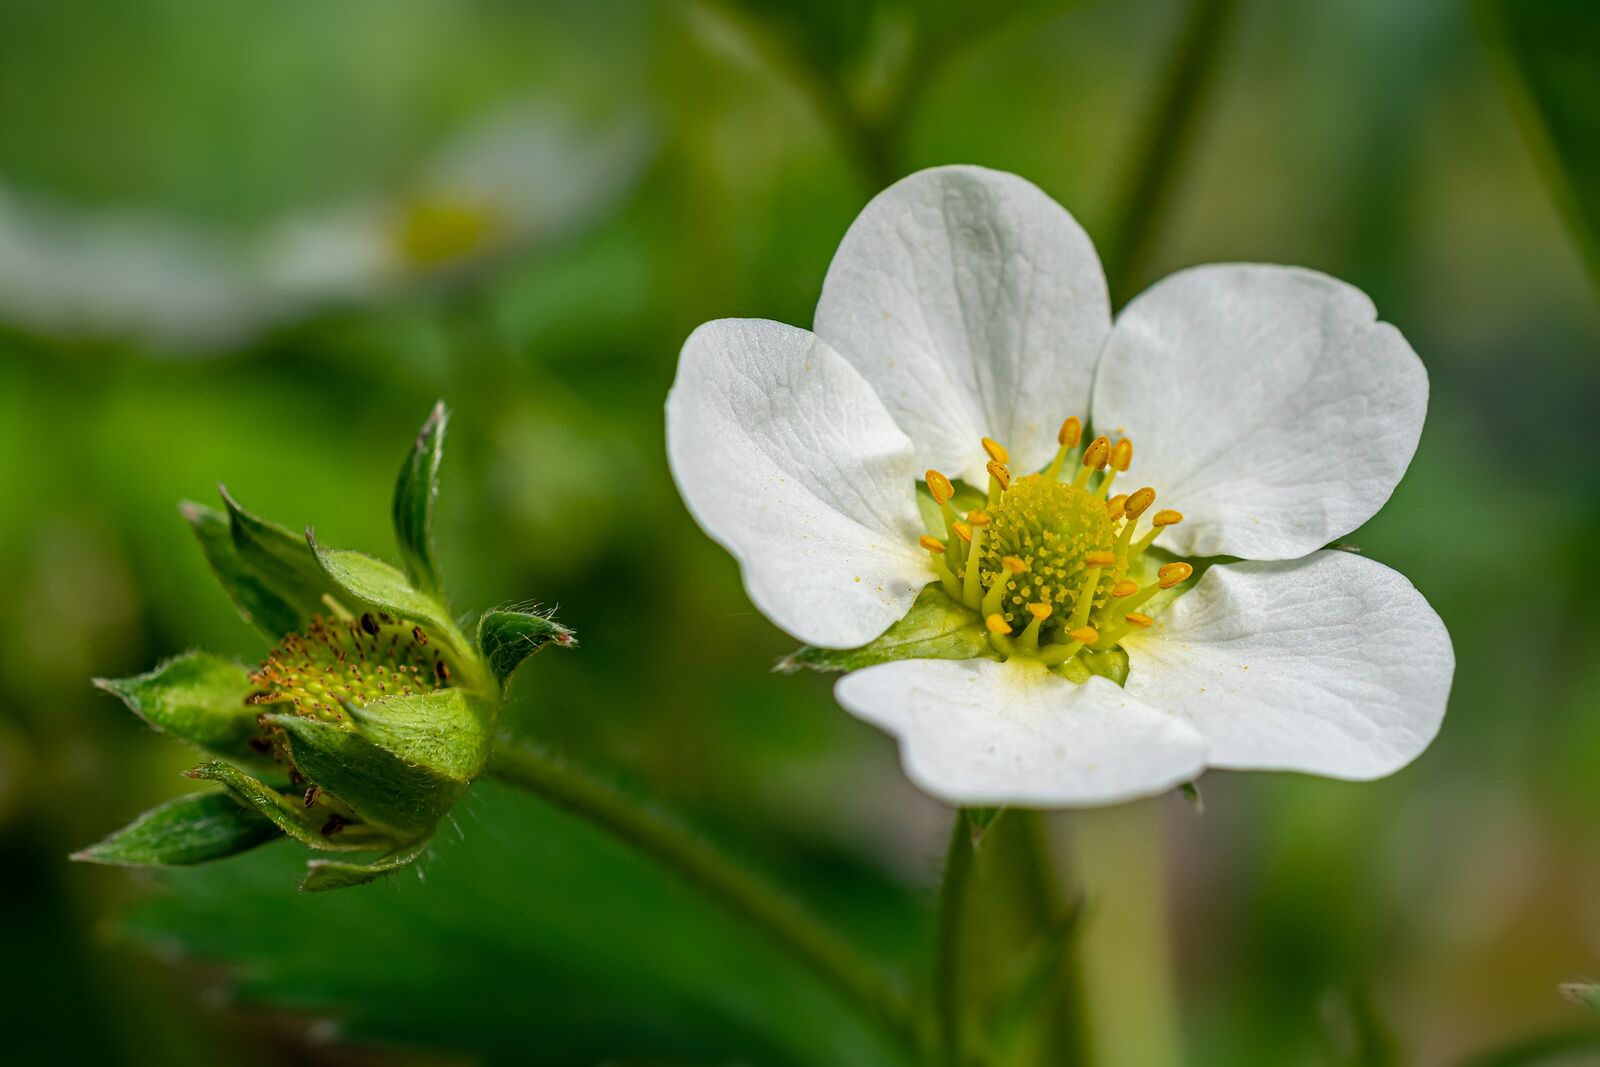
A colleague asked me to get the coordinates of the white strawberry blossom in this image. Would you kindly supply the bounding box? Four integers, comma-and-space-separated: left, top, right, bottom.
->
667, 165, 1452, 807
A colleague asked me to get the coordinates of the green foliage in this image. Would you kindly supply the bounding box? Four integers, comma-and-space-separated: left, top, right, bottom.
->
393, 400, 448, 596
93, 651, 265, 767
122, 782, 914, 1065
1481, 0, 1600, 287
477, 607, 577, 684
72, 791, 278, 867
781, 585, 989, 672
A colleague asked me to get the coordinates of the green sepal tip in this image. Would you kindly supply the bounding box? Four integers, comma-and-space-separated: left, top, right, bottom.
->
71, 791, 279, 867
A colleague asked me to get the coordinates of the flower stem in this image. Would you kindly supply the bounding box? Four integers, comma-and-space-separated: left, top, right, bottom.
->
1011, 810, 1093, 1067
485, 741, 917, 1052
932, 808, 981, 1064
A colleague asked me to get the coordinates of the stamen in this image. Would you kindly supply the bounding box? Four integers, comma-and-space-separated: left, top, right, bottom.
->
1039, 625, 1098, 667
922, 535, 961, 599
1068, 551, 1114, 630
986, 460, 1011, 504
1124, 612, 1154, 628
919, 535, 945, 554
1017, 601, 1052, 651
982, 437, 1010, 464
1157, 562, 1193, 589
1072, 436, 1111, 489
1094, 437, 1134, 500
985, 612, 1014, 657
925, 470, 954, 505
962, 514, 989, 608
982, 556, 1028, 618
1110, 579, 1139, 598
1131, 511, 1184, 560
1106, 493, 1128, 522
1045, 416, 1083, 480
952, 521, 973, 544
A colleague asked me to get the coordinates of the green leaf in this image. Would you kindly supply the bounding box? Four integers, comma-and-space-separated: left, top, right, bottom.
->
1564, 982, 1600, 1014
122, 781, 915, 1065
220, 485, 341, 624
301, 835, 434, 892
181, 501, 302, 640
306, 534, 465, 653
185, 759, 389, 853
344, 688, 489, 782
265, 714, 464, 837
477, 606, 576, 684
72, 791, 279, 867
1480, 0, 1600, 289
779, 585, 989, 672
94, 651, 266, 766
393, 401, 448, 597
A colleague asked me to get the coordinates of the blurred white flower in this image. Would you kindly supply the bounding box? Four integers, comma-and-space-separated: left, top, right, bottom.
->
0, 101, 651, 351
667, 165, 1453, 807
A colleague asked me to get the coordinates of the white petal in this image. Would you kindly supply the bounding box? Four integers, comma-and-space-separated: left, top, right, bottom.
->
1091, 265, 1428, 559
814, 165, 1111, 486
835, 658, 1207, 807
665, 318, 931, 649
1125, 551, 1452, 779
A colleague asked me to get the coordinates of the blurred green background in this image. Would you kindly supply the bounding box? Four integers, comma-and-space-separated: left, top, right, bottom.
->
1, 0, 1597, 1064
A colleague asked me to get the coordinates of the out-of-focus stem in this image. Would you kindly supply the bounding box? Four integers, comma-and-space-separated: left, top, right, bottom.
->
933, 808, 981, 1064
486, 741, 918, 1055
1103, 0, 1243, 305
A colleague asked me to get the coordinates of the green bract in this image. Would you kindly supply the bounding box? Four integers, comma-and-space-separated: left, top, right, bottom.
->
77, 402, 574, 889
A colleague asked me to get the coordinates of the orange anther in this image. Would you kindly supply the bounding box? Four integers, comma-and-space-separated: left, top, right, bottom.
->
1124, 612, 1154, 628
1001, 556, 1028, 574
925, 469, 954, 504
1058, 416, 1083, 448
981, 437, 1010, 464
1084, 551, 1116, 568
1157, 562, 1193, 589
1110, 438, 1133, 472
1081, 436, 1111, 470
986, 461, 1011, 491
953, 521, 973, 544
1111, 579, 1139, 598
986, 614, 1013, 635
966, 508, 991, 527
919, 535, 946, 554
1068, 626, 1099, 644
1124, 487, 1157, 518
1027, 602, 1053, 620
1152, 509, 1183, 527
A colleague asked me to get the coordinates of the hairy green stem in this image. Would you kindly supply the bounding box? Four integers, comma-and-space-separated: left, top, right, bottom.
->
1012, 811, 1092, 1067
486, 742, 916, 1052
932, 809, 981, 1064
1103, 0, 1242, 304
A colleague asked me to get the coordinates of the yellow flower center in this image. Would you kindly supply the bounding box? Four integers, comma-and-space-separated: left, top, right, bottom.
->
919, 416, 1194, 677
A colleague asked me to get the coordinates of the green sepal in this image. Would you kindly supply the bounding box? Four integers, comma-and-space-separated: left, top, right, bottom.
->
300, 835, 433, 892
72, 791, 279, 867
94, 651, 268, 768
306, 534, 467, 657
1080, 647, 1129, 686
1564, 982, 1600, 1015
264, 714, 465, 837
393, 401, 448, 598
964, 807, 1002, 845
220, 486, 340, 624
181, 502, 302, 640
343, 688, 489, 782
477, 607, 576, 684
779, 585, 989, 673
184, 760, 390, 852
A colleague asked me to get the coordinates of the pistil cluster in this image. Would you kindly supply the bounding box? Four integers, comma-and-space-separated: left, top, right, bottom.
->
919, 417, 1193, 673
248, 612, 455, 721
